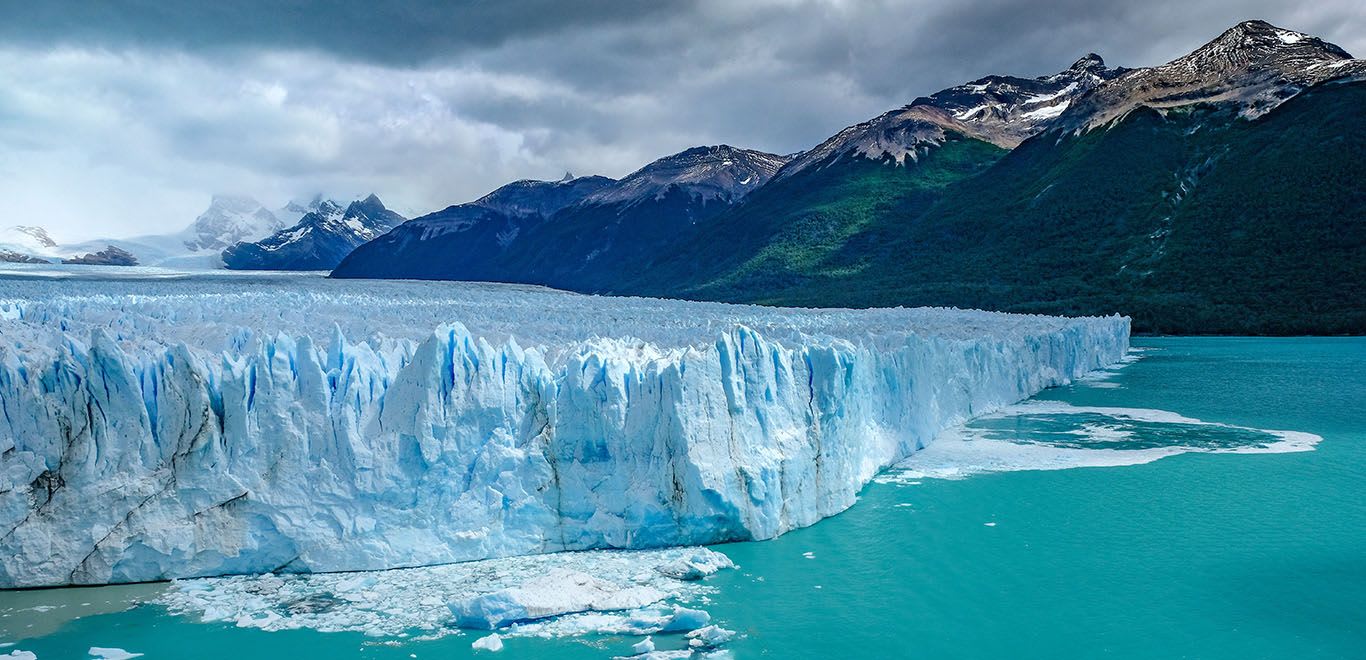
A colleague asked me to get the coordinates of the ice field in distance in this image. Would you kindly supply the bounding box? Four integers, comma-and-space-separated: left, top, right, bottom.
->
0, 268, 1129, 588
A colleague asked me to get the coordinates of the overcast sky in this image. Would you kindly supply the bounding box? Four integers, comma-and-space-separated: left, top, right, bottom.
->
2, 1, 1362, 241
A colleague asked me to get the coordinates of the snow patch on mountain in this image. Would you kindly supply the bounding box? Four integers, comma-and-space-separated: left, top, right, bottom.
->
1055, 20, 1366, 131
775, 54, 1125, 180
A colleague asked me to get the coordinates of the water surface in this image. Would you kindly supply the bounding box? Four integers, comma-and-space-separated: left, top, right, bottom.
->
3, 337, 1361, 658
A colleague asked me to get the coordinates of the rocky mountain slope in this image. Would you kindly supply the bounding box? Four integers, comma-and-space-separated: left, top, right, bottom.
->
615, 20, 1366, 334
332, 146, 788, 287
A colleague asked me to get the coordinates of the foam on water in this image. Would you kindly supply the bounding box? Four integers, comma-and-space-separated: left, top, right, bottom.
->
877, 400, 1320, 482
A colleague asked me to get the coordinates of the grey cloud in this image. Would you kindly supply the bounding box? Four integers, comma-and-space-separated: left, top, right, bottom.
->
0, 1, 697, 66
0, 0, 1362, 240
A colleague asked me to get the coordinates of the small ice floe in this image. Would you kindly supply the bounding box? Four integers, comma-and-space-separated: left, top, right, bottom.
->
655, 550, 736, 581
2, 650, 36, 660
471, 634, 503, 652
687, 625, 736, 649
89, 649, 144, 660
631, 636, 656, 654
983, 522, 997, 527
894, 503, 914, 508
801, 552, 815, 559
449, 568, 667, 629
659, 606, 711, 632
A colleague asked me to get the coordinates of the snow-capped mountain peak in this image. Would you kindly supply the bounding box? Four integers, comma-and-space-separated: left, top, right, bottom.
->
584, 145, 790, 206
183, 194, 287, 253
221, 194, 405, 270
0, 225, 63, 263
1054, 19, 1365, 130
776, 55, 1125, 180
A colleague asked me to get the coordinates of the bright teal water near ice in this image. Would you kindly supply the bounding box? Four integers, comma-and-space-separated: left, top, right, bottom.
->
3, 337, 1362, 659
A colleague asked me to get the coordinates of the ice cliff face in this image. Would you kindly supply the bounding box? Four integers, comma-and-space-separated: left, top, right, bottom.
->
0, 273, 1129, 588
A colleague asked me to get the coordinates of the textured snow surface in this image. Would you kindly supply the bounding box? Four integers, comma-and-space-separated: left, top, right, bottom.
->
0, 269, 1128, 587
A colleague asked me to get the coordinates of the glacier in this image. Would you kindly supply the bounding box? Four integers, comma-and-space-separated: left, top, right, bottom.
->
0, 268, 1129, 588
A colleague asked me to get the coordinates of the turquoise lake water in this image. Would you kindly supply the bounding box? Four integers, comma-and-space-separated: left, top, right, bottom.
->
3, 337, 1362, 658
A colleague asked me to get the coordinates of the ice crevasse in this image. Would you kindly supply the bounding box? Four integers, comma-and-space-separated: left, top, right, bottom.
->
0, 276, 1129, 587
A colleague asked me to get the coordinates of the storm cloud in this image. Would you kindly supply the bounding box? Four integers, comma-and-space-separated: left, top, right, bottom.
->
2, 0, 1362, 240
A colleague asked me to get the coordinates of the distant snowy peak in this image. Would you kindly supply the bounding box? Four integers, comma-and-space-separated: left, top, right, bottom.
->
0, 225, 61, 261
911, 52, 1128, 143
6, 226, 57, 249
1055, 19, 1366, 131
293, 194, 404, 245
277, 195, 328, 225
584, 145, 790, 206
221, 194, 405, 271
183, 194, 287, 252
777, 55, 1125, 180
472, 175, 617, 218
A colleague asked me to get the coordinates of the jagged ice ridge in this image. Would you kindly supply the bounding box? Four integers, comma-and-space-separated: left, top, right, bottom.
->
0, 272, 1129, 588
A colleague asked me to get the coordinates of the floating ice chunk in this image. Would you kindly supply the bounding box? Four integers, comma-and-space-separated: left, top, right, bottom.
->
89, 650, 143, 660
631, 636, 656, 654
687, 625, 736, 649
449, 569, 667, 629
984, 522, 997, 527
471, 634, 504, 652
1, 651, 36, 660
659, 606, 711, 633
801, 552, 815, 559
655, 549, 735, 581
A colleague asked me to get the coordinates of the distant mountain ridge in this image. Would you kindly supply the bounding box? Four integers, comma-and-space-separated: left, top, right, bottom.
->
335, 19, 1365, 334
619, 19, 1366, 334
332, 146, 789, 286
223, 194, 405, 271
775, 52, 1127, 182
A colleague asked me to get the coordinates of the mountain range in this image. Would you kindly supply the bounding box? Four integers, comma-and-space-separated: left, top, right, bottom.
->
333, 146, 788, 289
7, 20, 1362, 334
0, 193, 393, 270
221, 194, 405, 270
333, 20, 1366, 334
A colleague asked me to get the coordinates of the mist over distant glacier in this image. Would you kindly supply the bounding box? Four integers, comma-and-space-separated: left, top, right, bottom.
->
0, 269, 1128, 588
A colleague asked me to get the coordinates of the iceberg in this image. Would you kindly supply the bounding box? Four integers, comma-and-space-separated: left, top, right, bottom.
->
449, 568, 667, 629
0, 272, 1128, 587
471, 634, 504, 652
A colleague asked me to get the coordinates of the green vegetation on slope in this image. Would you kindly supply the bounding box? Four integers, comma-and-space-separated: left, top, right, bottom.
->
633, 135, 1006, 298
624, 80, 1366, 335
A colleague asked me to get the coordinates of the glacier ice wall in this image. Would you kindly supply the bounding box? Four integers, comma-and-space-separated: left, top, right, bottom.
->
0, 271, 1129, 587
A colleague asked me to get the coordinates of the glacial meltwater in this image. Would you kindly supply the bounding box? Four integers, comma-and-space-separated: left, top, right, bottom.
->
2, 325, 1362, 655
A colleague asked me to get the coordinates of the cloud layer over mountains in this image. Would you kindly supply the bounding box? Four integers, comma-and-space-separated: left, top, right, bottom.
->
2, 0, 1362, 240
